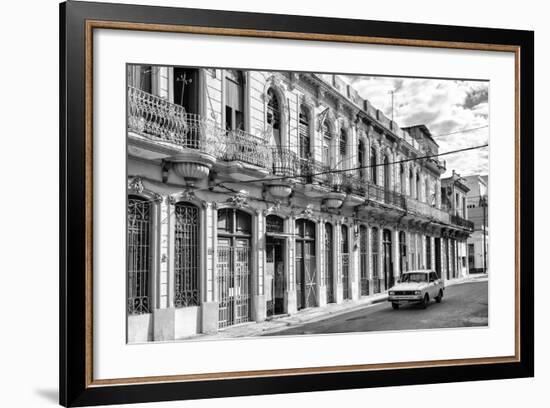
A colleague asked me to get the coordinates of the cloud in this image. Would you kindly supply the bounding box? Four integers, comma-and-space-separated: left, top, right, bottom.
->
348, 75, 489, 177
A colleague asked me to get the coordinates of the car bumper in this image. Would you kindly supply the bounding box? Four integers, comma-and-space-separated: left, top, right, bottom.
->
388, 295, 423, 303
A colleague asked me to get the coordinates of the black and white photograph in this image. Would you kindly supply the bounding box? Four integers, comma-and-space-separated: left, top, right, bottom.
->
126, 65, 489, 343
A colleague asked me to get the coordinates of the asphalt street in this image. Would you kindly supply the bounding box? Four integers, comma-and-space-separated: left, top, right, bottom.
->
266, 280, 488, 336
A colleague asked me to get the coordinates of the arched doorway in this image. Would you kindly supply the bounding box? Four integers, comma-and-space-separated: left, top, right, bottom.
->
295, 219, 317, 309
383, 229, 393, 290
341, 225, 350, 300
324, 223, 334, 303
217, 208, 252, 328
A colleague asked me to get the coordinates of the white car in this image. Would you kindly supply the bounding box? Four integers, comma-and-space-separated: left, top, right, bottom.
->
388, 270, 444, 309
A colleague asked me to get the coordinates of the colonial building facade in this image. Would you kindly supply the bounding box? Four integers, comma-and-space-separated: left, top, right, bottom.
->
126, 65, 474, 342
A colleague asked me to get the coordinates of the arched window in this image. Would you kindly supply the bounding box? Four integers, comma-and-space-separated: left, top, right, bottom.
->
267, 88, 281, 147
370, 147, 377, 185
409, 169, 414, 197
127, 196, 152, 315
339, 128, 347, 169
174, 202, 201, 308
416, 173, 421, 200
298, 105, 311, 160
322, 121, 332, 166
383, 155, 391, 191
400, 164, 406, 195
358, 140, 365, 179
225, 70, 244, 131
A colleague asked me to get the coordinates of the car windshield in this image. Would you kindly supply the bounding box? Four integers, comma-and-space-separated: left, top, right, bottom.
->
400, 273, 428, 283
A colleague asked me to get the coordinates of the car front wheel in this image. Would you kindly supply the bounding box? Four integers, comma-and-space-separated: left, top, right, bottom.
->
392, 302, 399, 310
435, 290, 443, 303
421, 294, 429, 309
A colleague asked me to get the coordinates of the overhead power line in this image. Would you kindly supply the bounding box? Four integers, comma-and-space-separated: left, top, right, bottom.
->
214, 143, 488, 186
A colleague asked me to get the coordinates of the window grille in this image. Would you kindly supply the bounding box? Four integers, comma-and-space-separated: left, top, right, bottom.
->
127, 196, 152, 315
174, 203, 200, 307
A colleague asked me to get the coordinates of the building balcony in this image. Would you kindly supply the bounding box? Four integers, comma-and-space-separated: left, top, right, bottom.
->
127, 86, 225, 183
271, 148, 301, 179
450, 214, 475, 230
424, 157, 447, 173
216, 128, 272, 181
406, 198, 450, 224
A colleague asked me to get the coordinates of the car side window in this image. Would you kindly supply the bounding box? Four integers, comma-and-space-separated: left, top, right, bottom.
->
430, 272, 436, 282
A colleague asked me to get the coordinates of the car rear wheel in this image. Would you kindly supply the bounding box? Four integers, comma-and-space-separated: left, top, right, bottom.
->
421, 294, 429, 309
392, 303, 399, 310
435, 290, 443, 303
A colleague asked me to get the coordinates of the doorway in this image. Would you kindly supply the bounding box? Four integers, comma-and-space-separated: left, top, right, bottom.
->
383, 229, 393, 289
295, 219, 317, 310
266, 237, 285, 317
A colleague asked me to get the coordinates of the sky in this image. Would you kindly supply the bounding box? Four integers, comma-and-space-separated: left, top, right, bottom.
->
346, 75, 489, 178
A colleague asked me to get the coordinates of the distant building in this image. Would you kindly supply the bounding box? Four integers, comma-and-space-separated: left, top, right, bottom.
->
463, 175, 488, 274
441, 171, 471, 280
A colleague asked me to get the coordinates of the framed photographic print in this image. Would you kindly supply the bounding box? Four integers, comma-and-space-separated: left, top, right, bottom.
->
59, 0, 534, 406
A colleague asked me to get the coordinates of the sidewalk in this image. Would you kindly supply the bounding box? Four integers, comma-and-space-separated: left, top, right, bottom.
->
183, 273, 488, 341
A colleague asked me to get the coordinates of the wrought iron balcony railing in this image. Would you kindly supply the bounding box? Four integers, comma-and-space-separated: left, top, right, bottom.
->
406, 198, 450, 224
222, 129, 272, 169
127, 86, 224, 156
450, 214, 474, 230
366, 183, 407, 209
271, 148, 300, 178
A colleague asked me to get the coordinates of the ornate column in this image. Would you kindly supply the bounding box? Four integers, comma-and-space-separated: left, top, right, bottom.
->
378, 226, 385, 290
286, 215, 298, 314
317, 220, 327, 307
350, 223, 360, 301
252, 209, 266, 322
392, 228, 400, 282
335, 220, 344, 304
201, 202, 219, 334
